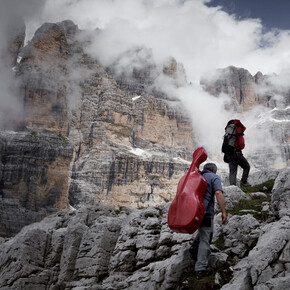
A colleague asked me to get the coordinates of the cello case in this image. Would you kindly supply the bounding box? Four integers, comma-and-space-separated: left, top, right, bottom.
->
167, 147, 208, 234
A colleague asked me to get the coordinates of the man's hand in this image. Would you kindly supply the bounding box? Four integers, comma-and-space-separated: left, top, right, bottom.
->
221, 211, 227, 224
215, 190, 227, 224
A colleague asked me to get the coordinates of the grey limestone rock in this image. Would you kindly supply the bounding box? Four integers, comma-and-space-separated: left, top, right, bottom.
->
251, 192, 267, 199
271, 167, 290, 218
0, 130, 73, 237
218, 185, 250, 210
222, 216, 290, 290
0, 171, 289, 289
219, 214, 260, 258
0, 203, 194, 289
248, 169, 280, 187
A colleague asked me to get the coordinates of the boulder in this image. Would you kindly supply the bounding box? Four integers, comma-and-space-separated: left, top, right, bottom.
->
221, 216, 290, 289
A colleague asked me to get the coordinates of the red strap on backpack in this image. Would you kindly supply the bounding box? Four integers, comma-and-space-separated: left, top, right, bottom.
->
233, 120, 246, 151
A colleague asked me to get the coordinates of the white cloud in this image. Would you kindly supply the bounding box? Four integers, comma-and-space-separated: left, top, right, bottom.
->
25, 0, 290, 83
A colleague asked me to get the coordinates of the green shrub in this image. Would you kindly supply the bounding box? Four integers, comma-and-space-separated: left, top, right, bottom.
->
241, 179, 275, 193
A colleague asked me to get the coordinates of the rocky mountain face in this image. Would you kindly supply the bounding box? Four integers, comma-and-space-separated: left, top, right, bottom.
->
0, 17, 289, 238
6, 18, 26, 68
254, 106, 290, 167
201, 66, 286, 110
0, 131, 73, 237
0, 20, 194, 237
20, 22, 70, 136
0, 168, 289, 289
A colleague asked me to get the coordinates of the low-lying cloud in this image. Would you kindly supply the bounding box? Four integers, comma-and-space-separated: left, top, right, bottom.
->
27, 0, 290, 81
2, 0, 289, 166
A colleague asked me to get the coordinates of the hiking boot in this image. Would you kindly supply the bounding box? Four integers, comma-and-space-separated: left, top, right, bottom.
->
240, 181, 251, 187
195, 268, 214, 280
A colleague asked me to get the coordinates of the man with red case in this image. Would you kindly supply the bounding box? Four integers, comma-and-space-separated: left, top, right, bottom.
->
189, 163, 227, 279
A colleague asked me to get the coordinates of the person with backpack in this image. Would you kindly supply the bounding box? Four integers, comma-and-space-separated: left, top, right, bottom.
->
189, 163, 227, 279
222, 119, 251, 186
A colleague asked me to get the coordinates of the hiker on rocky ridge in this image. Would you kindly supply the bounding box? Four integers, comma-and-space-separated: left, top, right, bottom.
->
189, 163, 227, 279
222, 119, 251, 187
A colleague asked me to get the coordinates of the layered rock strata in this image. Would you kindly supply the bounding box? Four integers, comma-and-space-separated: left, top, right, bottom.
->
0, 130, 73, 237
19, 22, 70, 135
16, 20, 195, 209
0, 18, 195, 238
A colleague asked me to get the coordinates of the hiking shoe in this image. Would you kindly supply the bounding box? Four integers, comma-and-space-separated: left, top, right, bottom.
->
195, 268, 214, 280
240, 181, 251, 187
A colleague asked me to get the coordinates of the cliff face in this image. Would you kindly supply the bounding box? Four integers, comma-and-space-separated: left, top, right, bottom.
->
19, 20, 194, 209
68, 63, 194, 207
7, 18, 26, 67
20, 22, 70, 135
200, 66, 288, 111
0, 131, 73, 237
1, 18, 289, 238
0, 20, 195, 236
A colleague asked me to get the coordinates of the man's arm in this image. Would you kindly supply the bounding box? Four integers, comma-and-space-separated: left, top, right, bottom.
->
215, 190, 227, 224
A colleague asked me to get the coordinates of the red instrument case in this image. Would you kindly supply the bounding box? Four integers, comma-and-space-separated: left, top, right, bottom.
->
168, 147, 208, 234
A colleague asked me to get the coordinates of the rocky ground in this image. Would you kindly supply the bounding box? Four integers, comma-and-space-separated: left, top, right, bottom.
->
0, 167, 289, 289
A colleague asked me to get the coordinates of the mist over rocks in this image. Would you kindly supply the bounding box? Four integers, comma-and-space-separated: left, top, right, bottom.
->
200, 65, 289, 110
106, 47, 188, 98
0, 18, 196, 236
0, 17, 289, 235
18, 19, 196, 211
201, 66, 290, 168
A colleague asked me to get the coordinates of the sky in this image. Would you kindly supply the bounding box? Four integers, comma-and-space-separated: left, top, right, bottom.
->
206, 0, 290, 31
1, 0, 289, 165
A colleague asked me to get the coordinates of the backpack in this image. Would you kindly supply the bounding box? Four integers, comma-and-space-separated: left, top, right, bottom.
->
222, 120, 246, 156
222, 120, 237, 154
